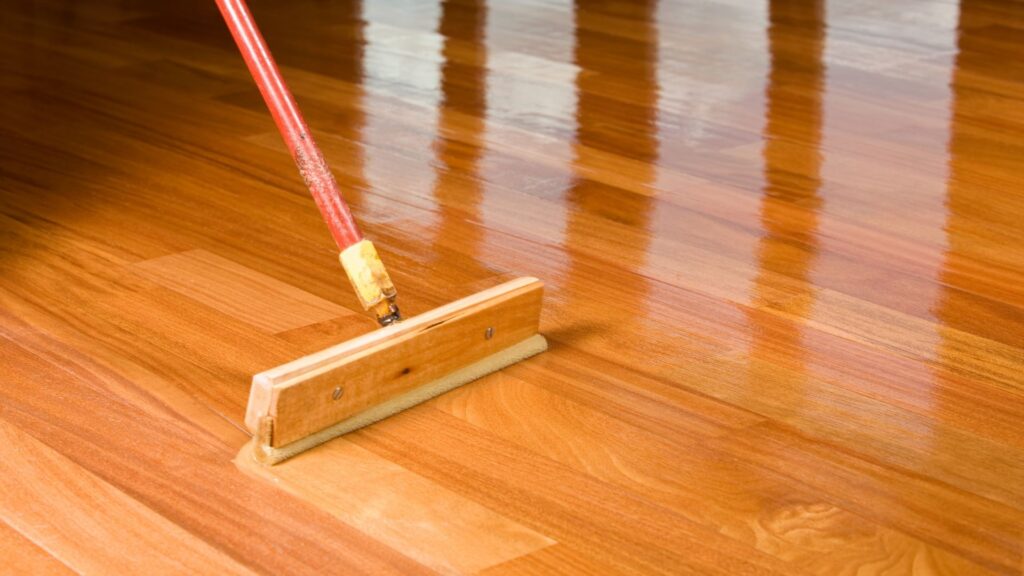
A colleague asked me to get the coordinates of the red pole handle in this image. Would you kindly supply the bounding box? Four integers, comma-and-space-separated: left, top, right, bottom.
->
215, 0, 363, 249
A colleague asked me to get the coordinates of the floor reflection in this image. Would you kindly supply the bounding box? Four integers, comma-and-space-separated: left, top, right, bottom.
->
360, 0, 443, 224
753, 0, 825, 321
338, 0, 369, 216
936, 0, 1024, 399
431, 0, 488, 273
939, 0, 1024, 345
565, 0, 659, 318
747, 0, 826, 390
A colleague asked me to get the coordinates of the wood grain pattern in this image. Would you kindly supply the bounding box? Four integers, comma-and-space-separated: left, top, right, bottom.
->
0, 520, 75, 576
239, 438, 555, 574
0, 420, 256, 575
0, 336, 431, 575
1, 0, 1023, 573
134, 248, 355, 333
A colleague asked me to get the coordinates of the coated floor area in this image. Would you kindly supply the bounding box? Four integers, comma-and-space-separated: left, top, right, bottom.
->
1, 0, 1022, 573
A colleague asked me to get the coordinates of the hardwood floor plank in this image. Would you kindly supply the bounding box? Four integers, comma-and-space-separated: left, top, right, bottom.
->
134, 249, 354, 334
0, 336, 432, 574
0, 520, 75, 576
239, 439, 554, 574
770, 287, 1024, 392
0, 419, 257, 575
0, 302, 250, 447
432, 369, 998, 574
686, 353, 1024, 509
711, 423, 1024, 573
478, 543, 647, 576
347, 407, 802, 575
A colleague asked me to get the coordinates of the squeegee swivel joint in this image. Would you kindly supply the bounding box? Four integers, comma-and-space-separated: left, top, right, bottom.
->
339, 239, 402, 326
373, 298, 402, 326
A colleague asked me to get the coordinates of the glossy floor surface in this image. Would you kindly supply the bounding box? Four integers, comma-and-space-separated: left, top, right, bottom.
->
2, 0, 1023, 573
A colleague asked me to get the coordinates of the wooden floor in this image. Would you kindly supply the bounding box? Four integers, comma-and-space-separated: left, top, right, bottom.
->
2, 0, 1023, 573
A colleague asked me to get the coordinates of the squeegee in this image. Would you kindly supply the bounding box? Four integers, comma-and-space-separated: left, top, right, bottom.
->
214, 0, 546, 464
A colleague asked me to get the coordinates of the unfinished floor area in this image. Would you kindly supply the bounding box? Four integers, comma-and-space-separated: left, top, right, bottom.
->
2, 0, 1023, 573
